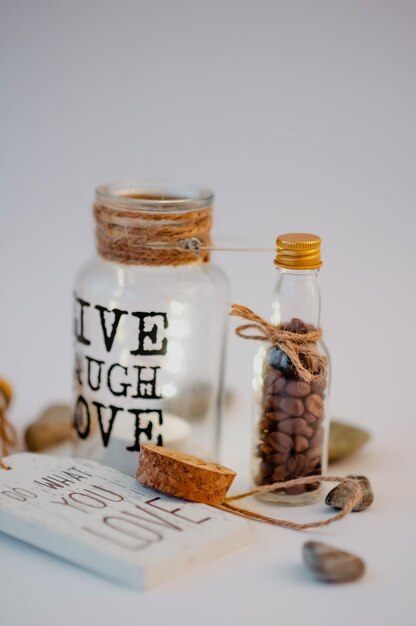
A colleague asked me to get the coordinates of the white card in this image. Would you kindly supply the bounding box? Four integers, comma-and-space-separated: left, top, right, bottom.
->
0, 453, 250, 589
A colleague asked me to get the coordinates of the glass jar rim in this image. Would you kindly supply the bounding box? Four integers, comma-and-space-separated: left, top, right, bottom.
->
95, 180, 214, 213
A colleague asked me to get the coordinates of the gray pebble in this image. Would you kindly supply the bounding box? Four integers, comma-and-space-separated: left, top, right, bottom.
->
303, 541, 365, 583
325, 475, 374, 512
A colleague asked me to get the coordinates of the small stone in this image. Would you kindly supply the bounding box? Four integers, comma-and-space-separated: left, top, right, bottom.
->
25, 404, 73, 452
267, 347, 289, 370
329, 421, 370, 463
303, 541, 365, 583
325, 475, 374, 512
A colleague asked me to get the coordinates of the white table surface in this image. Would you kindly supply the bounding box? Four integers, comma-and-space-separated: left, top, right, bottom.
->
1, 398, 415, 626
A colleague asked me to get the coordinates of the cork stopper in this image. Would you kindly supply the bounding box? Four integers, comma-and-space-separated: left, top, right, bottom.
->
137, 444, 236, 506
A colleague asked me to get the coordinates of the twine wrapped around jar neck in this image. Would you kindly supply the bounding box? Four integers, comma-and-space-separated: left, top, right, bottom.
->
94, 202, 212, 266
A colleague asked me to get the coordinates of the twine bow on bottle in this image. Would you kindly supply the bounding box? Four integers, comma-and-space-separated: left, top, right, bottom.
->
230, 304, 327, 384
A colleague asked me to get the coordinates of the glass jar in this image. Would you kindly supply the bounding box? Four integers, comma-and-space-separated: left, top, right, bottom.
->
73, 181, 228, 476
252, 233, 330, 505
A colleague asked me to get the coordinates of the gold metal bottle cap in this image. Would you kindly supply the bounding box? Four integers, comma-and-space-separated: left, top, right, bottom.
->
275, 233, 322, 269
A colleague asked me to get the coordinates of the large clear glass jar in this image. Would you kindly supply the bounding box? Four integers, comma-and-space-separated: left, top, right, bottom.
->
73, 181, 228, 476
252, 234, 330, 505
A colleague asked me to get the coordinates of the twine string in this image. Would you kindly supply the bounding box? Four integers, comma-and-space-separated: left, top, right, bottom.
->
94, 203, 212, 266
217, 475, 362, 530
230, 303, 327, 383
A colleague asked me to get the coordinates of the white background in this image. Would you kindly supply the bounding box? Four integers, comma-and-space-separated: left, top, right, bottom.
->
0, 1, 415, 625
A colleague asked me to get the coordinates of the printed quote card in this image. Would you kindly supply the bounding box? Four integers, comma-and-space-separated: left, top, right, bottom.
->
0, 454, 250, 589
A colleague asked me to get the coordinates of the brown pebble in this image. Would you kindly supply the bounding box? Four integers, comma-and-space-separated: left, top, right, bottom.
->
325, 475, 374, 512
25, 404, 74, 452
305, 393, 324, 418
294, 435, 309, 452
303, 541, 365, 583
285, 380, 311, 398
268, 431, 293, 453
280, 396, 304, 417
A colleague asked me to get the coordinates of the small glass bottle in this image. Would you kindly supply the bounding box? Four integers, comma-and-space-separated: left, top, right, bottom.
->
73, 181, 228, 475
252, 233, 330, 505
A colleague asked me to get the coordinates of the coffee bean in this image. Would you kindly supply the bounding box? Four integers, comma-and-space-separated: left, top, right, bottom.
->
263, 371, 286, 395
268, 431, 293, 453
284, 318, 308, 333
267, 410, 291, 422
287, 454, 307, 475
285, 380, 311, 398
303, 541, 365, 583
309, 427, 324, 448
263, 395, 280, 411
259, 418, 271, 432
257, 443, 274, 456
259, 460, 273, 478
305, 393, 323, 418
278, 419, 294, 435
303, 411, 318, 425
306, 446, 322, 460
325, 475, 374, 512
294, 435, 309, 452
293, 418, 313, 437
271, 378, 286, 395
264, 370, 282, 385
268, 452, 289, 465
311, 379, 327, 394
307, 457, 321, 472
280, 396, 304, 417
272, 465, 287, 481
